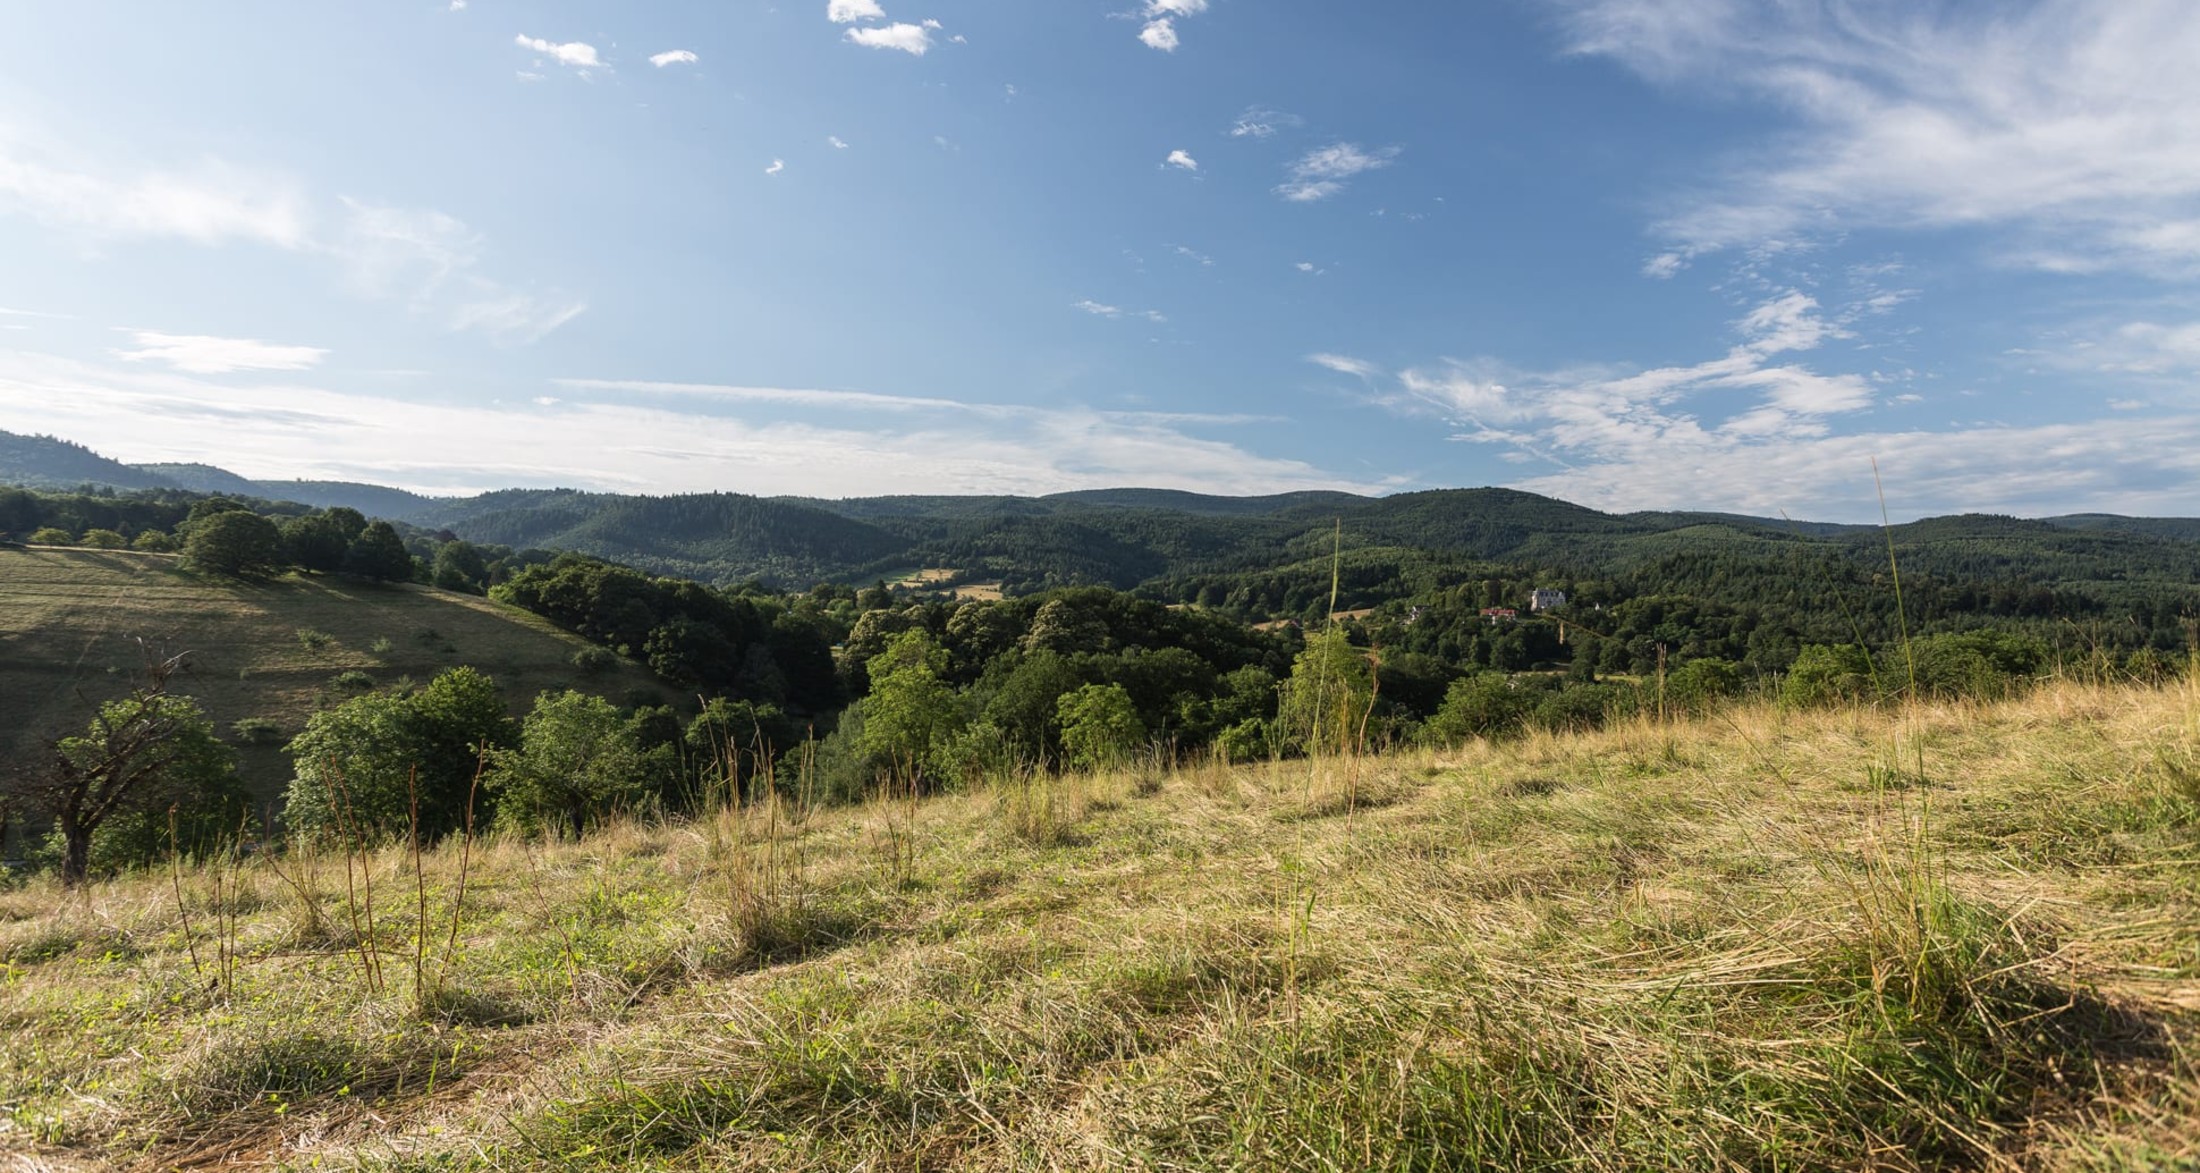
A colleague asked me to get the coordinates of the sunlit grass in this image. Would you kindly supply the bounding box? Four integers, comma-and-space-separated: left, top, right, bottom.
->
0, 679, 2194, 1169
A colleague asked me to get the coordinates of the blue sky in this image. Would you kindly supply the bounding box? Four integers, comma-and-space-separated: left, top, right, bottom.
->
2, 1, 2198, 520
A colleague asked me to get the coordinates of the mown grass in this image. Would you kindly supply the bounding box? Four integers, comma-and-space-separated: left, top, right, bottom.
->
0, 548, 673, 799
0, 679, 2195, 1170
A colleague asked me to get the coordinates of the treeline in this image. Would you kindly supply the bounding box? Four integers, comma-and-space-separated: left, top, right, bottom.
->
2, 488, 546, 594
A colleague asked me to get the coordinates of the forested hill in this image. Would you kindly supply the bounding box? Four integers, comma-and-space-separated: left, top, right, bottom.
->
0, 432, 440, 517
408, 489, 914, 585
7, 429, 2200, 600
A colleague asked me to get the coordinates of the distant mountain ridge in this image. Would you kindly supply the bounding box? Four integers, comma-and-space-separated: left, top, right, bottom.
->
5, 428, 2198, 590
0, 432, 443, 518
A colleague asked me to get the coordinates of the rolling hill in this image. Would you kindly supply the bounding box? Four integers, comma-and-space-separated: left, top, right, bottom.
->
0, 432, 442, 519
8, 428, 2200, 596
0, 547, 679, 804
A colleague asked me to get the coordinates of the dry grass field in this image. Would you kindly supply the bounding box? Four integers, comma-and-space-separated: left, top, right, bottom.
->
1, 678, 2195, 1170
0, 548, 674, 799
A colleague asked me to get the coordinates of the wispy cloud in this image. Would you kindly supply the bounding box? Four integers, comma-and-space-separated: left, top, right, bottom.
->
0, 135, 312, 248
112, 330, 328, 374
555, 379, 994, 415
1165, 149, 1199, 171
336, 199, 586, 344
0, 352, 1379, 498
1276, 143, 1398, 202
827, 0, 886, 23
649, 49, 699, 68
1559, 0, 2200, 275
0, 127, 580, 347
1308, 353, 1381, 379
764, 159, 785, 176
1139, 19, 1180, 51
1352, 291, 1989, 514
1229, 106, 1301, 139
514, 34, 601, 70
1074, 299, 1166, 323
828, 136, 850, 149
1171, 244, 1214, 266
846, 23, 933, 54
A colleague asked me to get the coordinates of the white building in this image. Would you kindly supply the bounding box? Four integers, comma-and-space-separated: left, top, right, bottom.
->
1528, 588, 1568, 612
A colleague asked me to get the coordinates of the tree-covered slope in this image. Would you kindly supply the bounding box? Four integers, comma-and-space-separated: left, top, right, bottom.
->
419, 490, 915, 585
0, 432, 176, 491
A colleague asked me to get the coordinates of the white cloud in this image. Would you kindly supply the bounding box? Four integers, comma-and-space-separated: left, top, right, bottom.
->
1642, 251, 1687, 279
1560, 0, 2200, 275
921, 18, 941, 29
1308, 353, 1382, 379
0, 125, 579, 347
1138, 0, 1207, 50
0, 136, 312, 248
2052, 318, 2200, 379
1737, 290, 1842, 356
1165, 149, 1199, 171
514, 34, 601, 69
828, 136, 850, 149
1357, 290, 1959, 514
1229, 106, 1301, 139
764, 159, 785, 176
448, 0, 466, 10
650, 49, 699, 68
0, 352, 1380, 499
1276, 142, 1398, 202
827, 0, 886, 23
1074, 299, 1166, 323
1172, 244, 1213, 266
113, 331, 328, 375
556, 379, 992, 415
846, 22, 932, 54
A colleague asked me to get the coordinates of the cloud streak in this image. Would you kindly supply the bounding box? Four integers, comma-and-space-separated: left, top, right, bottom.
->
1560, 0, 2200, 274
112, 331, 328, 375
0, 351, 1374, 499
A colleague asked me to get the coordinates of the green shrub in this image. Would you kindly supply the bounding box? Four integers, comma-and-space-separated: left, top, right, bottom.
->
569, 645, 620, 675
78, 528, 127, 549
27, 526, 71, 545
231, 717, 286, 745
1782, 643, 1880, 708
1425, 674, 1530, 745
330, 669, 376, 691
296, 627, 334, 651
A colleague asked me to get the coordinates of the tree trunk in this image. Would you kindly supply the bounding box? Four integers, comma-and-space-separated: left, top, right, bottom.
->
569, 806, 586, 842
59, 815, 91, 886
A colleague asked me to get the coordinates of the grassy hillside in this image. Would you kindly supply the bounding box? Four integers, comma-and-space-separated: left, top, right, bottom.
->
0, 548, 676, 802
1, 681, 2193, 1169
